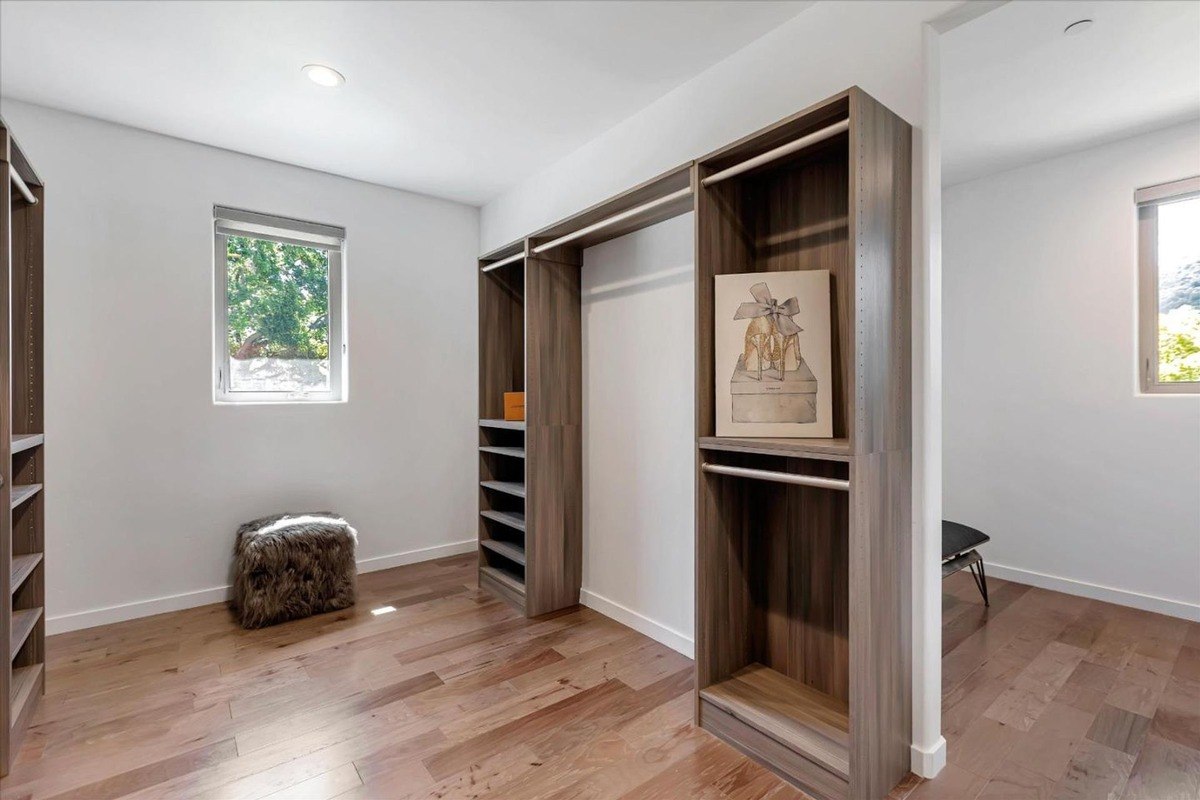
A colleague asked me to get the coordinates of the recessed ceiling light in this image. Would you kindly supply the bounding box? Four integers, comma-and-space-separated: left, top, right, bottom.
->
302, 64, 346, 88
1063, 19, 1093, 36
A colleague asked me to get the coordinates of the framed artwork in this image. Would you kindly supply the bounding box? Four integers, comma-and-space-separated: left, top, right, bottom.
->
714, 271, 833, 438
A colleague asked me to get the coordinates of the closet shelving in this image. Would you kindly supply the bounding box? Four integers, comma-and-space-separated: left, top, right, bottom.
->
474, 87, 910, 799
1, 117, 46, 778
694, 87, 911, 800
476, 164, 694, 619
478, 240, 530, 612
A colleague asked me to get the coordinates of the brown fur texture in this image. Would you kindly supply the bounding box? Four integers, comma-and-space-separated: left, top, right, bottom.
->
230, 512, 357, 629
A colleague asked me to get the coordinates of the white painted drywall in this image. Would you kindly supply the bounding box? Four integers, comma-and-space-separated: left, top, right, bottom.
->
480, 0, 961, 776
481, 0, 958, 251
580, 214, 696, 657
943, 121, 1200, 621
0, 100, 481, 632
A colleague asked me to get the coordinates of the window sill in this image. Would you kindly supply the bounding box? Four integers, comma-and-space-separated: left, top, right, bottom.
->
213, 397, 348, 406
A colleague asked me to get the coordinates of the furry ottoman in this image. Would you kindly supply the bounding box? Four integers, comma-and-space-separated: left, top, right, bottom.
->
231, 513, 357, 629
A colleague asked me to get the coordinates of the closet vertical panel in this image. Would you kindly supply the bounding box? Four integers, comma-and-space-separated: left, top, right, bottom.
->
850, 88, 912, 455
694, 166, 756, 700
524, 251, 582, 616
846, 87, 913, 799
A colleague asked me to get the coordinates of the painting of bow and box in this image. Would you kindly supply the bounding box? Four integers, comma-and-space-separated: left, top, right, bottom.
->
714, 271, 833, 438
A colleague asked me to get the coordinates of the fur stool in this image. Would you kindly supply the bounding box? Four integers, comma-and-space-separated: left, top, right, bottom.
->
231, 513, 357, 629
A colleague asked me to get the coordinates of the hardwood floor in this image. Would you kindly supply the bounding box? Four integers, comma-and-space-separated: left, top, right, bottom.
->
1, 555, 1196, 799
911, 571, 1200, 800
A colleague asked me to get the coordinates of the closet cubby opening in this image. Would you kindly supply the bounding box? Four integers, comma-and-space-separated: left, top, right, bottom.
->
478, 258, 525, 423
697, 451, 851, 793
696, 104, 852, 455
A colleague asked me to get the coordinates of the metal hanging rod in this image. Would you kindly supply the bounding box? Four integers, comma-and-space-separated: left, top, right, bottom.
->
701, 462, 850, 492
481, 251, 525, 272
10, 168, 37, 205
531, 187, 693, 255
701, 118, 850, 186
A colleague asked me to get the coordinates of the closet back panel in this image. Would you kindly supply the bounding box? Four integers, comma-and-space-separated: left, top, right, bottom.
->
10, 196, 43, 433
478, 266, 524, 420
695, 143, 852, 442
698, 453, 849, 702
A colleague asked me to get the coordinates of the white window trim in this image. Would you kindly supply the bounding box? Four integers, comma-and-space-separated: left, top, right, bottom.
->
213, 206, 347, 404
1137, 176, 1200, 395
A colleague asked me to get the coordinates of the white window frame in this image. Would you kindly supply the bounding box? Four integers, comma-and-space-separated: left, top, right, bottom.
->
1136, 177, 1200, 395
213, 206, 347, 404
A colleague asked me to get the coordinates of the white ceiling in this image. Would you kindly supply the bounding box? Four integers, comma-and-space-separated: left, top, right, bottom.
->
0, 0, 811, 205
942, 0, 1200, 187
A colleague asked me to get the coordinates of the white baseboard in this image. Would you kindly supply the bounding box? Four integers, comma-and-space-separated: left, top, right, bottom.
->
911, 736, 947, 778
579, 588, 694, 659
46, 539, 477, 635
355, 539, 476, 574
987, 562, 1200, 622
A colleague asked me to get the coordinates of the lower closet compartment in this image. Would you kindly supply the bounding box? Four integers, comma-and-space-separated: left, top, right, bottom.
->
697, 451, 851, 798
479, 422, 528, 611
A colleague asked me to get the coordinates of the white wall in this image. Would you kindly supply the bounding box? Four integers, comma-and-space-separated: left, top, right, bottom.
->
482, 0, 957, 251
480, 0, 960, 776
943, 121, 1200, 621
0, 100, 481, 632
580, 214, 696, 656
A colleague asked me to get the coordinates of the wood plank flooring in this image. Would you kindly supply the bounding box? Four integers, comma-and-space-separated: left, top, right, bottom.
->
2, 555, 1196, 799
910, 571, 1200, 800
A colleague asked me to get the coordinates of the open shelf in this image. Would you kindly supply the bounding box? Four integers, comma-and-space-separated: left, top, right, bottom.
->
10, 663, 42, 716
480, 563, 525, 596
481, 480, 526, 499
479, 419, 525, 431
10, 554, 41, 595
10, 434, 43, 455
702, 664, 849, 779
481, 509, 526, 533
4, 120, 47, 777
699, 437, 852, 461
480, 538, 526, 566
479, 445, 525, 460
9, 484, 41, 511
10, 608, 42, 656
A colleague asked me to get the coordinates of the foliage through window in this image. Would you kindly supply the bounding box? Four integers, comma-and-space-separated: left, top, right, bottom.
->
214, 207, 345, 402
1137, 179, 1199, 393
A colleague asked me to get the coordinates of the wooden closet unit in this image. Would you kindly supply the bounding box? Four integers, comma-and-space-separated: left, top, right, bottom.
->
473, 87, 910, 798
477, 240, 585, 617
694, 87, 911, 800
476, 165, 693, 618
1, 118, 46, 777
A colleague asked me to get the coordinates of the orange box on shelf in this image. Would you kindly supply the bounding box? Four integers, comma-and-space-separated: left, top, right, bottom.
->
503, 392, 525, 421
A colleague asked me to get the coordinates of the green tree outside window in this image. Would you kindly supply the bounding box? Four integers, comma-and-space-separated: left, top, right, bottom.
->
226, 236, 330, 361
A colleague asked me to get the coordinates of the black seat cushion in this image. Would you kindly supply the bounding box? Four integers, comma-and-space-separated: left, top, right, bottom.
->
943, 520, 990, 561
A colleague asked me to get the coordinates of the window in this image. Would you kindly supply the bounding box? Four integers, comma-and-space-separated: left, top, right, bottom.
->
1137, 177, 1200, 394
213, 207, 346, 403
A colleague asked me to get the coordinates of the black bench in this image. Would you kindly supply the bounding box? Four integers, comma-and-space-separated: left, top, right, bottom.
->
942, 520, 990, 606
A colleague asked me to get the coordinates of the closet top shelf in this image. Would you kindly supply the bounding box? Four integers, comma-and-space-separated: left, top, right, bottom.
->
526, 162, 693, 255
697, 89, 851, 173
480, 238, 525, 264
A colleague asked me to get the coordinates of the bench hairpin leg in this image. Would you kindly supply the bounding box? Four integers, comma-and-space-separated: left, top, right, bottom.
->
969, 558, 990, 607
